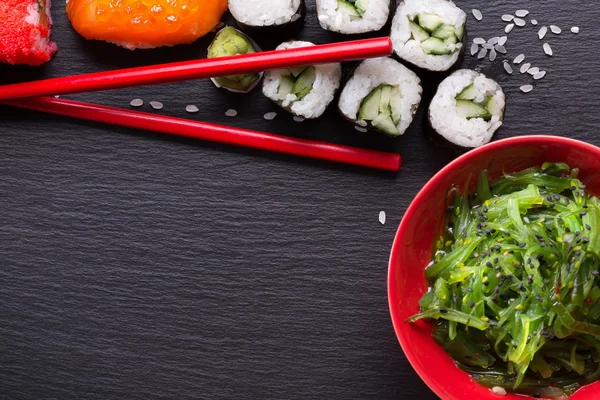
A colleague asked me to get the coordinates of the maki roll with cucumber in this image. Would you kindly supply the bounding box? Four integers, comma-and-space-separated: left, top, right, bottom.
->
316, 0, 392, 34
208, 26, 262, 93
338, 57, 422, 137
429, 69, 505, 148
229, 0, 304, 31
262, 41, 342, 119
391, 0, 466, 72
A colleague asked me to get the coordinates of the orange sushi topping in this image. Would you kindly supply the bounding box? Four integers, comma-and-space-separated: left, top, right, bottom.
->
66, 0, 228, 49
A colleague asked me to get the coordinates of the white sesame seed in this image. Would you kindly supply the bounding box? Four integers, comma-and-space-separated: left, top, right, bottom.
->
533, 70, 547, 80
494, 45, 507, 54
130, 99, 143, 107
501, 14, 514, 22
225, 109, 238, 117
515, 10, 529, 17
473, 37, 486, 44
492, 386, 507, 396
379, 211, 386, 225
488, 37, 499, 44
571, 26, 580, 34
150, 101, 163, 110
505, 23, 515, 33
550, 25, 562, 34
470, 43, 479, 56
185, 105, 199, 113
356, 120, 368, 127
477, 48, 488, 59
520, 62, 532, 73
293, 116, 305, 122
54, 95, 60, 98
531, 19, 538, 25
543, 43, 553, 56
520, 85, 534, 93
355, 126, 368, 133
472, 9, 483, 21
514, 18, 526, 27
489, 49, 497, 61
538, 26, 548, 39
513, 54, 525, 64
263, 112, 277, 120
498, 36, 508, 46
503, 61, 513, 74
482, 43, 493, 50
527, 67, 540, 75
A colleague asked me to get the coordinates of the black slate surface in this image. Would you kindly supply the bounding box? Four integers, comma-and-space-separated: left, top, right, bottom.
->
1, 1, 599, 399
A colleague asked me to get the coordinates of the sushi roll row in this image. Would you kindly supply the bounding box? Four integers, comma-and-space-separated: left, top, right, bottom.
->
0, 0, 57, 66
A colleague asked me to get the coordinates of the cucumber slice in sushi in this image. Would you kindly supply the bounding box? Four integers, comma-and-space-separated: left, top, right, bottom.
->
338, 57, 422, 137
316, 0, 391, 34
408, 21, 430, 42
417, 14, 443, 32
455, 100, 492, 121
421, 37, 452, 55
337, 0, 361, 17
263, 41, 342, 119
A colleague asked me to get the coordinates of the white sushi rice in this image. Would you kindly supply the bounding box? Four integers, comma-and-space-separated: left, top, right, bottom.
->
429, 69, 505, 148
229, 0, 302, 27
338, 57, 422, 135
263, 41, 342, 119
391, 0, 467, 72
316, 0, 391, 34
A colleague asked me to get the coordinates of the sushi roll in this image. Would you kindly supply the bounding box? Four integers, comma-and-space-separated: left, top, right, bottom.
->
391, 0, 466, 72
208, 27, 262, 93
428, 69, 505, 149
229, 0, 304, 31
67, 0, 228, 50
315, 0, 392, 34
262, 41, 342, 119
0, 0, 57, 66
338, 57, 422, 137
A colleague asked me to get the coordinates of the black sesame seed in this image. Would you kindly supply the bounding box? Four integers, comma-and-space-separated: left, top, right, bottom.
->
519, 243, 526, 248
483, 205, 488, 213
492, 245, 501, 251
571, 186, 577, 191
554, 195, 560, 201
583, 237, 590, 244
439, 308, 448, 314
484, 215, 489, 221
483, 281, 489, 286
549, 202, 555, 208
575, 251, 582, 257
576, 231, 581, 237
535, 233, 543, 240
469, 301, 475, 308
526, 335, 531, 344
486, 262, 493, 268
467, 287, 474, 292
546, 195, 553, 202
580, 211, 587, 217
494, 257, 499, 264
536, 294, 543, 302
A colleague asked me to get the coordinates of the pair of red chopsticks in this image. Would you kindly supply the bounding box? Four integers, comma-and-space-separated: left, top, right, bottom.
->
0, 37, 400, 172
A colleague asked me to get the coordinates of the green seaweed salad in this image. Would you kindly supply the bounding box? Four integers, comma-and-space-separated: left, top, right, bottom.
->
409, 162, 600, 399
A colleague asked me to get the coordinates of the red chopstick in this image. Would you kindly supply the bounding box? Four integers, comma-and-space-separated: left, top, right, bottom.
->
0, 37, 392, 101
4, 97, 401, 172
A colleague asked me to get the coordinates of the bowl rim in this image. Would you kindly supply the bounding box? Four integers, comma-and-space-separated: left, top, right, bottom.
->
387, 135, 600, 399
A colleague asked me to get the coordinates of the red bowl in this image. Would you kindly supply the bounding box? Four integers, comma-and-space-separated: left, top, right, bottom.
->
388, 135, 600, 400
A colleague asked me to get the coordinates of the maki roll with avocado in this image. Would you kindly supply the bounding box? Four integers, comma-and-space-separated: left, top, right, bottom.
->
229, 0, 304, 31
262, 41, 342, 119
429, 69, 505, 148
391, 0, 466, 72
338, 57, 422, 137
316, 0, 392, 34
208, 26, 262, 93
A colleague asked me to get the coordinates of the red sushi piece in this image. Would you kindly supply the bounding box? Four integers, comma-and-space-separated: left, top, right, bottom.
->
0, 0, 58, 66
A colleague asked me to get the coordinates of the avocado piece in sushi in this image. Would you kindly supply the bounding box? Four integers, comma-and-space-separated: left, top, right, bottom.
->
428, 69, 505, 149
229, 0, 305, 32
0, 0, 57, 66
391, 0, 467, 72
338, 57, 422, 137
208, 26, 262, 93
316, 0, 392, 34
262, 41, 342, 119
